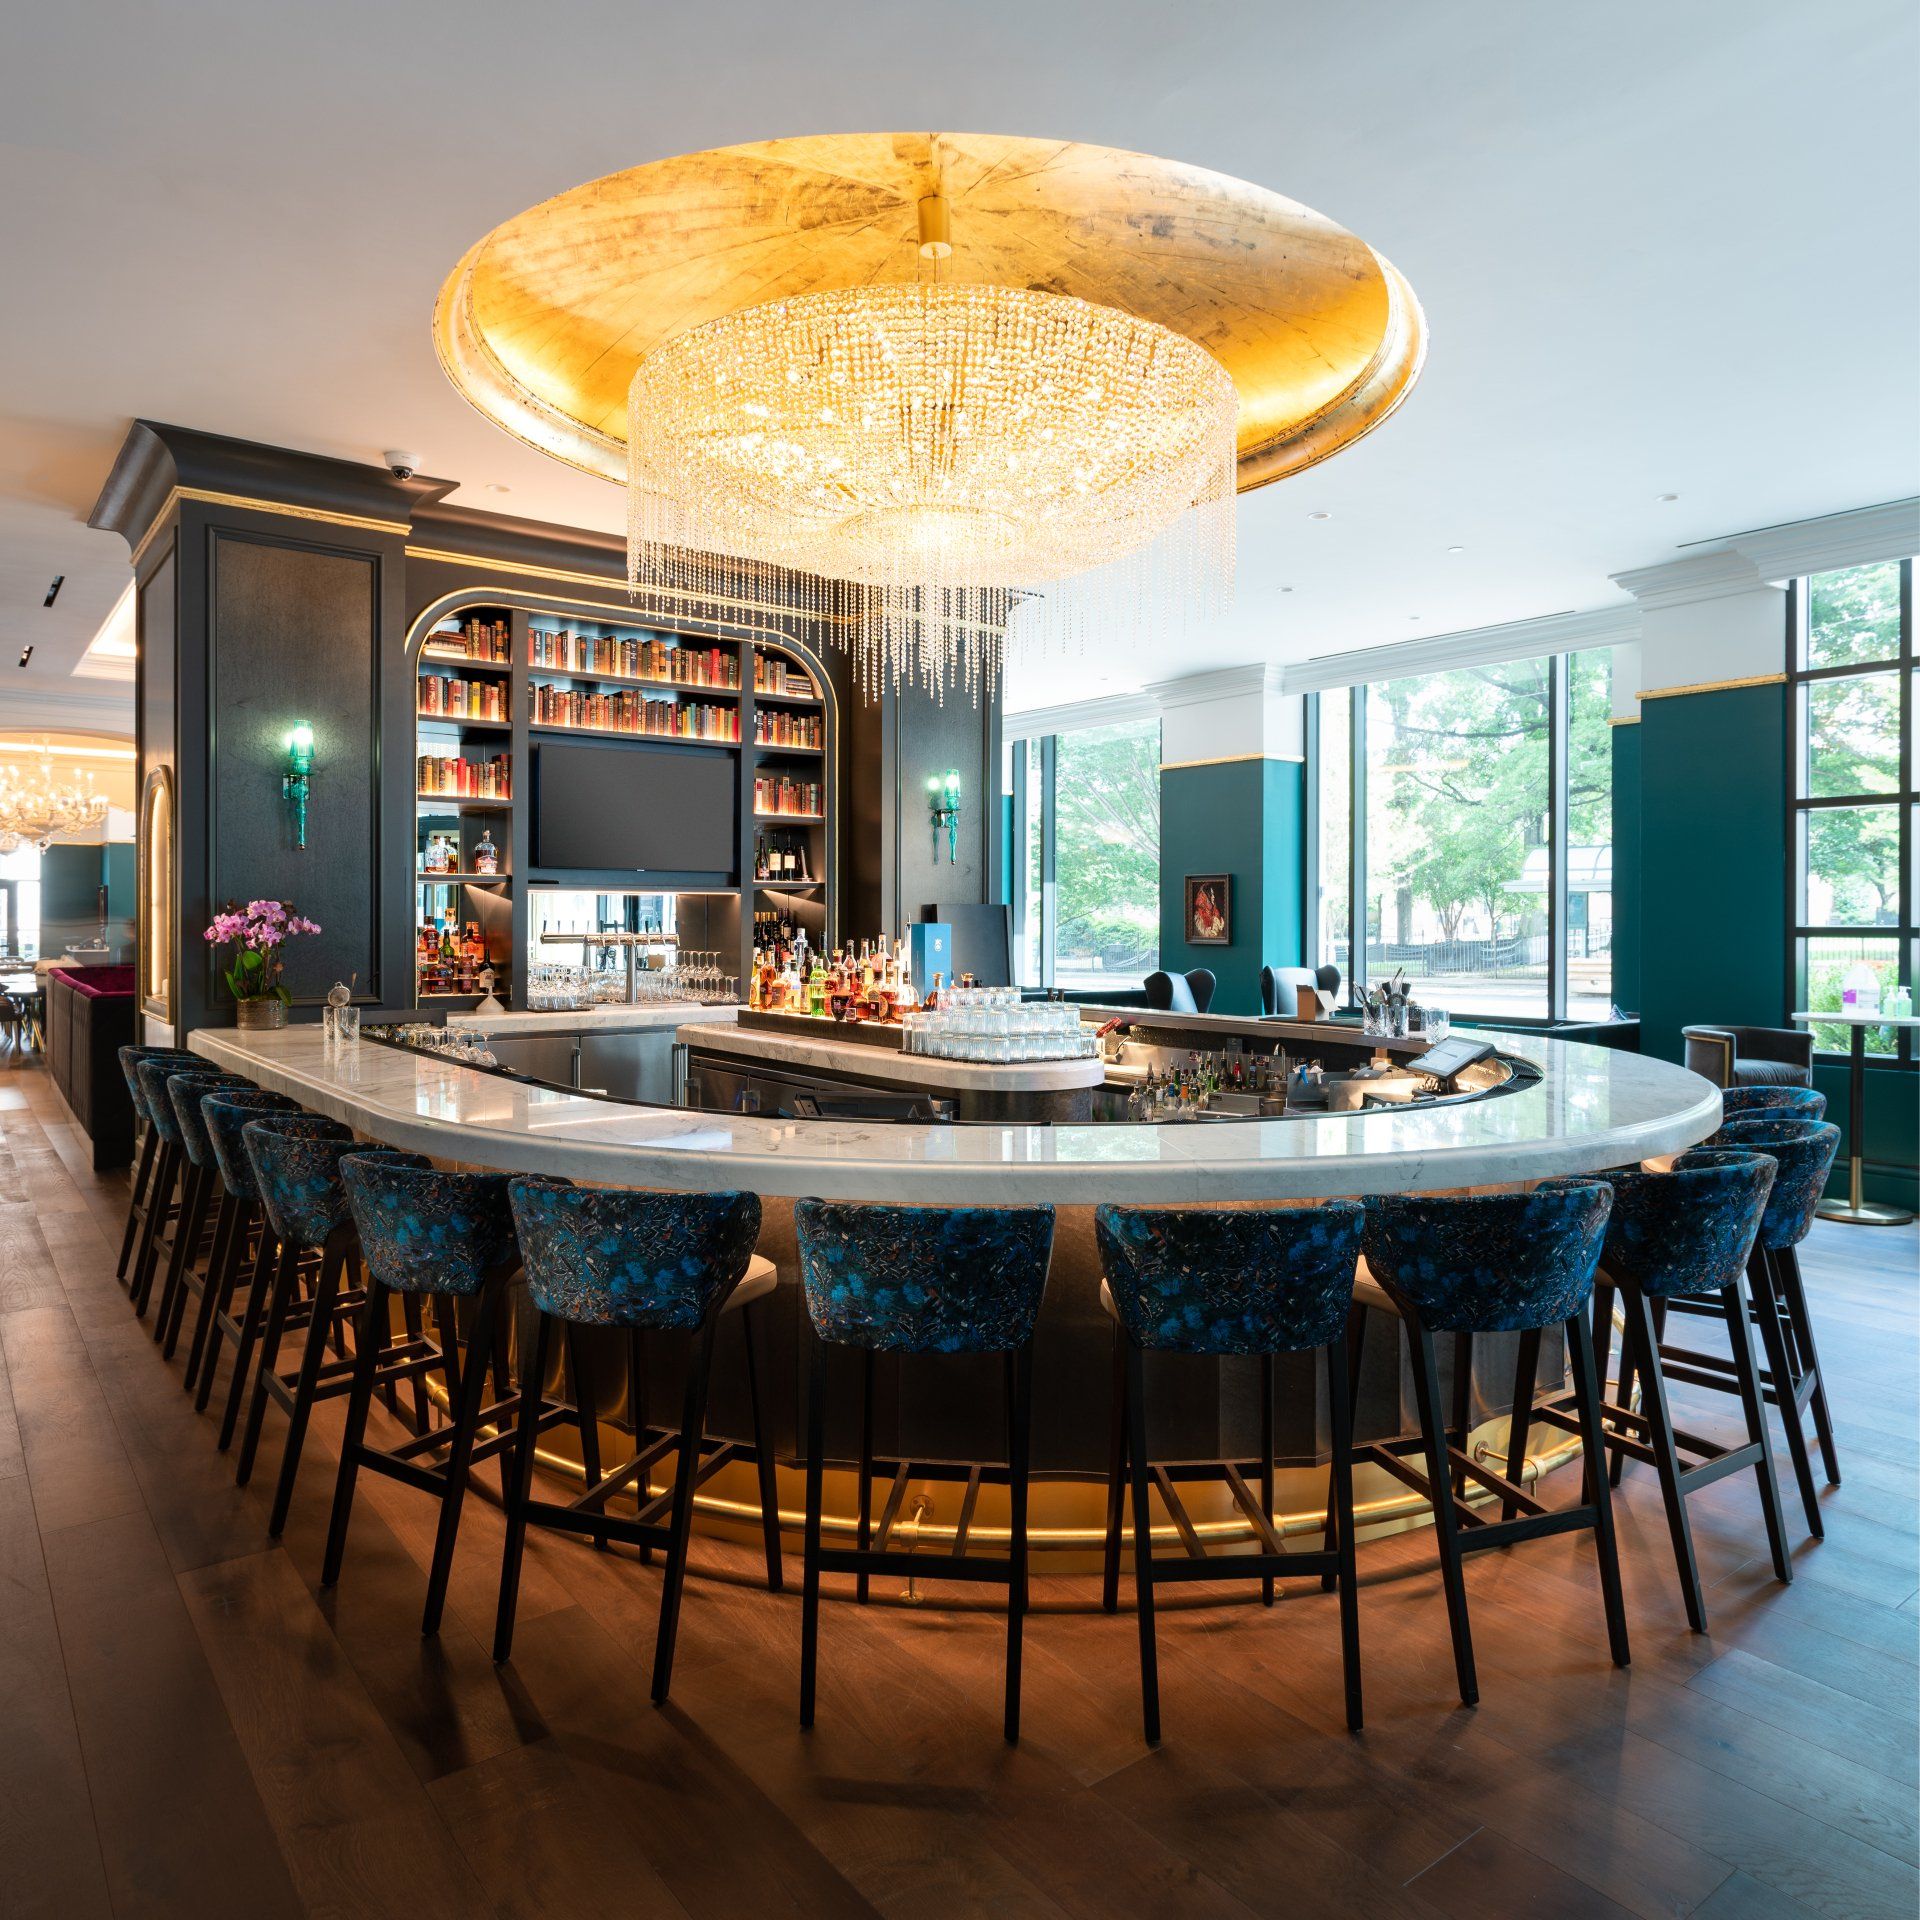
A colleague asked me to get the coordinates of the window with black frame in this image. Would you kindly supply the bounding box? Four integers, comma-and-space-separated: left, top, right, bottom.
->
1789, 557, 1916, 1063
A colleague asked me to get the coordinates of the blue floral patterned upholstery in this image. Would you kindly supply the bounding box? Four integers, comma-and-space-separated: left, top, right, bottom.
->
206, 1103, 345, 1203
1541, 1152, 1774, 1300
1360, 1185, 1613, 1334
793, 1200, 1056, 1354
136, 1057, 236, 1143
509, 1177, 761, 1329
1719, 1085, 1828, 1123
167, 1072, 255, 1167
1694, 1117, 1840, 1251
342, 1154, 515, 1298
1094, 1201, 1364, 1355
187, 1087, 298, 1185
119, 1046, 200, 1115
243, 1119, 410, 1251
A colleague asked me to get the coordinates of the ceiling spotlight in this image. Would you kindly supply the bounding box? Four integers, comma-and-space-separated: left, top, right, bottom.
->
1279, 586, 1294, 594
43, 576, 64, 608
1655, 493, 1679, 503
17, 646, 33, 667
485, 483, 511, 494
1307, 511, 1332, 521
1445, 545, 1466, 554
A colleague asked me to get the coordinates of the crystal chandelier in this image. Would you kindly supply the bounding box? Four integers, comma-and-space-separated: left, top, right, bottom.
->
626, 265, 1239, 698
0, 746, 110, 853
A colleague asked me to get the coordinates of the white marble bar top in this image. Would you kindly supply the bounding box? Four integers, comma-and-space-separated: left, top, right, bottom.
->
444, 1003, 739, 1037
187, 1026, 1721, 1205
678, 1020, 1109, 1092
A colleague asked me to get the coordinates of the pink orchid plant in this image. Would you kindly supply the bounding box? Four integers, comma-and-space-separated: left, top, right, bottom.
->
202, 898, 323, 1006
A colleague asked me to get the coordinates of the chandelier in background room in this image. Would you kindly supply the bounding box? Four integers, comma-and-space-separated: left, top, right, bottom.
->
435, 132, 1427, 699
0, 745, 110, 853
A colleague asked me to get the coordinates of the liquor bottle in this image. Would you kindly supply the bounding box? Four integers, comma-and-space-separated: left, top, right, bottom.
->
807, 953, 827, 1018
473, 830, 498, 875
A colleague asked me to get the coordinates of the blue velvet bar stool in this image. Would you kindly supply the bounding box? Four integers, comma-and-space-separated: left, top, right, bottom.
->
1649, 1117, 1843, 1539
153, 1070, 273, 1361
1354, 1184, 1628, 1707
177, 1087, 302, 1401
129, 1055, 243, 1317
1717, 1085, 1827, 1123
1533, 1151, 1789, 1631
497, 1177, 783, 1703
236, 1120, 421, 1535
114, 1045, 200, 1287
792, 1199, 1055, 1744
210, 1110, 352, 1451
1094, 1200, 1367, 1742
135, 1063, 251, 1325
321, 1154, 526, 1634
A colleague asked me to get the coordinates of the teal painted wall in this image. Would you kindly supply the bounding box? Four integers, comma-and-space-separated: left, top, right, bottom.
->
1638, 684, 1789, 1064
1158, 758, 1304, 1016
1633, 680, 1913, 1209
1610, 720, 1641, 1016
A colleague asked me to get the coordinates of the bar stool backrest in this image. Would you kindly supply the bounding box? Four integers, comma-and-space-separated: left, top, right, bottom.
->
206, 1104, 343, 1203
794, 1199, 1056, 1354
1691, 1117, 1840, 1251
119, 1046, 200, 1113
243, 1120, 402, 1251
190, 1088, 298, 1188
1094, 1200, 1364, 1354
136, 1056, 227, 1143
1719, 1085, 1827, 1122
509, 1176, 760, 1329
1545, 1151, 1774, 1299
167, 1072, 254, 1166
343, 1154, 514, 1297
1360, 1184, 1613, 1334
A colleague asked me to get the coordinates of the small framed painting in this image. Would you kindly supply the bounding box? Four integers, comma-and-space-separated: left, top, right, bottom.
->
1184, 874, 1231, 946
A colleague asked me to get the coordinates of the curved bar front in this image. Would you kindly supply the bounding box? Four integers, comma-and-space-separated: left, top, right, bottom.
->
187, 1025, 1721, 1556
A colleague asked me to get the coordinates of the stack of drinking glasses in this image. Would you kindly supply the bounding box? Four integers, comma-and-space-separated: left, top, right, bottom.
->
903, 990, 1097, 1064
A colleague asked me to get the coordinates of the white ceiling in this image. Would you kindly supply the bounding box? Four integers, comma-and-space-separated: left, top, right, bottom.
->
2, 0, 1915, 727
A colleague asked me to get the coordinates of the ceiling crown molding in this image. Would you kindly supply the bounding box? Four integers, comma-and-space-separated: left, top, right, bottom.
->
1280, 603, 1641, 696
1609, 548, 1772, 610
1002, 688, 1162, 738
1145, 662, 1289, 709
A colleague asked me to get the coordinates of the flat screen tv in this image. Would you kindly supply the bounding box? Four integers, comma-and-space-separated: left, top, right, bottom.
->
532, 740, 738, 875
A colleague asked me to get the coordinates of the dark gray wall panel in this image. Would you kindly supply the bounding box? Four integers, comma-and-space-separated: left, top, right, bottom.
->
210, 534, 380, 1003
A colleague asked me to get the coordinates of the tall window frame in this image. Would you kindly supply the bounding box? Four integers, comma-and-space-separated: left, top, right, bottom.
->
1305, 647, 1616, 1025
1787, 556, 1916, 1067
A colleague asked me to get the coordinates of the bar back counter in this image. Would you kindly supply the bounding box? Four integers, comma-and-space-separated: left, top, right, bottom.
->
190, 1011, 1719, 1565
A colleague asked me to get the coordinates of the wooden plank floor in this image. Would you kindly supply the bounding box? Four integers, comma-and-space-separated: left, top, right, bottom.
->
2, 1059, 1915, 1920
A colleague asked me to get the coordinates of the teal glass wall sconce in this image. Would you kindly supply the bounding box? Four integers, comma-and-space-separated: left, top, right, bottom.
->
283, 722, 314, 849
927, 767, 962, 863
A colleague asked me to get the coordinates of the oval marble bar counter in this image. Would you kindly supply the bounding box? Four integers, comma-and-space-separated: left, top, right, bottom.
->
187, 1025, 1718, 1206
184, 1023, 1722, 1537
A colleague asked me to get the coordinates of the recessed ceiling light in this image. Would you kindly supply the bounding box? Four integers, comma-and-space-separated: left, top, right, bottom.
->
485, 483, 511, 494
1445, 545, 1466, 554
43, 576, 64, 608
1655, 493, 1679, 503
1279, 586, 1294, 594
1307, 511, 1332, 521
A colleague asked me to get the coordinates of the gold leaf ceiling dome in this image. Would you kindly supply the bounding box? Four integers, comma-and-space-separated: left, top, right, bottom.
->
433, 131, 1426, 498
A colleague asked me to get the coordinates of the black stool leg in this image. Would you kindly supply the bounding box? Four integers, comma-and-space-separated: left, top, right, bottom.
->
799, 1335, 826, 1729
155, 1160, 211, 1356
235, 1240, 301, 1484
1449, 1331, 1474, 1497
1502, 1327, 1542, 1524
131, 1141, 179, 1318
1124, 1341, 1161, 1745
1626, 1289, 1705, 1632
267, 1238, 347, 1537
1724, 1278, 1793, 1587
493, 1313, 554, 1664
1004, 1344, 1033, 1744
118, 1124, 157, 1283
423, 1283, 504, 1636
1747, 1247, 1823, 1538
855, 1347, 875, 1606
1408, 1321, 1477, 1707
398, 1293, 430, 1433
1566, 1306, 1631, 1668
1100, 1324, 1126, 1614
743, 1302, 784, 1592
215, 1224, 276, 1435
650, 1316, 719, 1705
1326, 1334, 1363, 1732
1585, 1280, 1615, 1501
566, 1324, 607, 1552
182, 1192, 239, 1396
1259, 1351, 1276, 1607
321, 1277, 392, 1590
1609, 1295, 1637, 1488
1775, 1246, 1839, 1487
